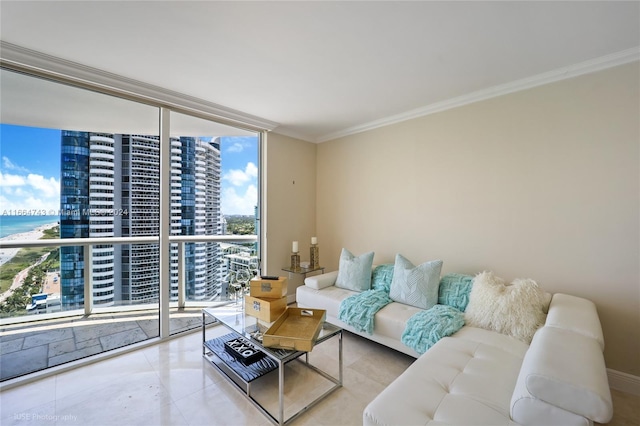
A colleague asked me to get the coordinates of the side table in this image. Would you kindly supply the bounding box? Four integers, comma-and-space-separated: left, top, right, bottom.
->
281, 266, 325, 303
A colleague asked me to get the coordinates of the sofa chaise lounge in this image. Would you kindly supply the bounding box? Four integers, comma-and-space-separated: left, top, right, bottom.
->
296, 268, 613, 425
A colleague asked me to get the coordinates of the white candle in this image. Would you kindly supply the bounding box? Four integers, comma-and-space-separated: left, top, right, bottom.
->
311, 237, 317, 245
292, 241, 299, 253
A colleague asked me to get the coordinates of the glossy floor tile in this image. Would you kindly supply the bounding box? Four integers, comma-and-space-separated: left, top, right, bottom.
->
0, 309, 203, 381
1, 324, 638, 426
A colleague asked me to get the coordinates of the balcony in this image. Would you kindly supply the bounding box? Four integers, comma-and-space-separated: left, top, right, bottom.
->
0, 234, 257, 382
0, 307, 206, 381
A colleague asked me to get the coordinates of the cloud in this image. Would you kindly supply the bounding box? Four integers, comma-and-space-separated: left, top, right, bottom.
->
222, 184, 258, 215
226, 142, 244, 153
2, 156, 29, 173
223, 136, 257, 154
223, 162, 258, 187
0, 171, 60, 212
0, 172, 26, 187
26, 174, 59, 198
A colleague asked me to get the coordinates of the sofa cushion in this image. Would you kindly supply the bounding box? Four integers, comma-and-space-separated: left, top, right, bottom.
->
371, 301, 422, 341
510, 326, 613, 424
389, 254, 443, 310
335, 248, 375, 292
297, 283, 356, 319
464, 271, 547, 343
448, 326, 530, 359
364, 329, 528, 426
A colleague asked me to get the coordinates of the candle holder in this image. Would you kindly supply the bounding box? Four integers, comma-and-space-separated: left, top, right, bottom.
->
290, 251, 300, 270
310, 244, 320, 269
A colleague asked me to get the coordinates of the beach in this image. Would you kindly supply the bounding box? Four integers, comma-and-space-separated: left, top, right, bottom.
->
0, 222, 58, 267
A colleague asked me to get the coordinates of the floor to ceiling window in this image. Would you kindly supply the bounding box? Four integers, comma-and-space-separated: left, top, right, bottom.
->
167, 112, 260, 334
0, 66, 261, 380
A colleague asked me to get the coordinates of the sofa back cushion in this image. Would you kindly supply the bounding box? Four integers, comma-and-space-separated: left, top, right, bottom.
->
510, 326, 613, 425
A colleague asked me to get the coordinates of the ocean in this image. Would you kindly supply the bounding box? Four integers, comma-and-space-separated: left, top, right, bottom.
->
0, 215, 60, 239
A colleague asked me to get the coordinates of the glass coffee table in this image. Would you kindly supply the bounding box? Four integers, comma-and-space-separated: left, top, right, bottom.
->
202, 303, 343, 425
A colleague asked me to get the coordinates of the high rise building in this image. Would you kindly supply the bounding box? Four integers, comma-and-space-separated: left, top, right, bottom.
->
60, 132, 118, 308
88, 134, 117, 306
196, 138, 222, 300
60, 133, 223, 309
60, 131, 91, 309
120, 134, 161, 304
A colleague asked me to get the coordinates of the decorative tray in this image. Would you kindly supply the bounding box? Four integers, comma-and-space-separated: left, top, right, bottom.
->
263, 307, 327, 352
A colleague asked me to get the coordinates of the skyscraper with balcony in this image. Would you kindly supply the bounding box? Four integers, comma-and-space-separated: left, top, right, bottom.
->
120, 134, 161, 304
88, 134, 118, 306
60, 133, 223, 309
60, 132, 118, 308
197, 138, 222, 300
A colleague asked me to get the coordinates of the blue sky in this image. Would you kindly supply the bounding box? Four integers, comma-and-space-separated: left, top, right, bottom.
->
0, 124, 258, 215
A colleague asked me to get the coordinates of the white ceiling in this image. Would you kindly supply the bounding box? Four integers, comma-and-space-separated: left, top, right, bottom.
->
1, 1, 639, 142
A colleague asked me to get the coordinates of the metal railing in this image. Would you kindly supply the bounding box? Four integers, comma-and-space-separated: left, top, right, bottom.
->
0, 234, 257, 323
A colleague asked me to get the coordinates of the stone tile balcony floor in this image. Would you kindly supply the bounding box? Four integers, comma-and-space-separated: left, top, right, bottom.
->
0, 309, 206, 381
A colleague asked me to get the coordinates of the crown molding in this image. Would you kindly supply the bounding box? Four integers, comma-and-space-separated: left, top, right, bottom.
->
317, 47, 640, 143
0, 41, 279, 132
269, 126, 315, 143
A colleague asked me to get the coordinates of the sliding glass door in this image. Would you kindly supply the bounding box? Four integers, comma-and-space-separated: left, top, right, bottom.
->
0, 67, 261, 380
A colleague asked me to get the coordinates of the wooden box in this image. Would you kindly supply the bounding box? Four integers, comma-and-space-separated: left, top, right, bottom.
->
249, 277, 287, 299
263, 308, 327, 352
245, 295, 287, 323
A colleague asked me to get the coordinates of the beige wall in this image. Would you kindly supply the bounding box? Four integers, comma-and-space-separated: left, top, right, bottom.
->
264, 132, 317, 294
315, 62, 640, 376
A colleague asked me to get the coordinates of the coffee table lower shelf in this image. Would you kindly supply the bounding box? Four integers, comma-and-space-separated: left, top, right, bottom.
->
204, 333, 295, 394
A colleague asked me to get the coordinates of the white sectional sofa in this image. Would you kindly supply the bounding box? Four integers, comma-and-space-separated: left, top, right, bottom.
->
297, 271, 613, 425
298, 270, 423, 357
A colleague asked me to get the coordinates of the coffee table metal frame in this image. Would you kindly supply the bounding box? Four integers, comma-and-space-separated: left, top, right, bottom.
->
202, 304, 343, 425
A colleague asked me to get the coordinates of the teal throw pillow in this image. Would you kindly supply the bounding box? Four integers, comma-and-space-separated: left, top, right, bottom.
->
335, 248, 375, 292
371, 264, 394, 293
438, 273, 474, 312
389, 254, 443, 310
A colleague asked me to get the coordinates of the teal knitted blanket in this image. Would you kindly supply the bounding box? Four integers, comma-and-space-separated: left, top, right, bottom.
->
401, 305, 465, 354
438, 273, 474, 312
338, 289, 392, 334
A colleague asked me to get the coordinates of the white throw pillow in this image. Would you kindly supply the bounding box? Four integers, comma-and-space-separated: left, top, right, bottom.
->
389, 254, 443, 310
465, 271, 547, 343
335, 248, 375, 292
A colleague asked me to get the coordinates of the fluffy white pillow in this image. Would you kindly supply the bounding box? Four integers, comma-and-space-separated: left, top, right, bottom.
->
464, 271, 547, 343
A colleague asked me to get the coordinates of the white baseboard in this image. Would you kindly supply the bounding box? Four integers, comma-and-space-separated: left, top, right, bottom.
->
608, 368, 640, 395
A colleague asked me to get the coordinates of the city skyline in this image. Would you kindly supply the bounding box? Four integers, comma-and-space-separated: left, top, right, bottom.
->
58, 132, 226, 308
0, 123, 258, 216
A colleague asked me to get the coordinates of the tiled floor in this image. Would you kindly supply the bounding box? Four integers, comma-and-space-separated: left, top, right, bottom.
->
0, 310, 204, 381
1, 323, 638, 426
0, 323, 415, 425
